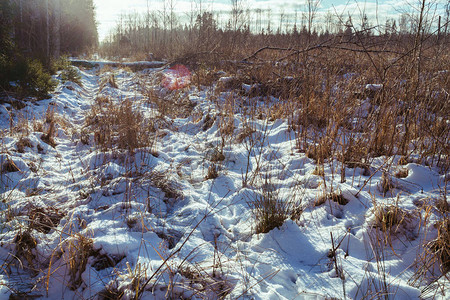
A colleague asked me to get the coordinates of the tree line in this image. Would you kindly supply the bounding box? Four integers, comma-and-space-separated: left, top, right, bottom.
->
99, 0, 449, 61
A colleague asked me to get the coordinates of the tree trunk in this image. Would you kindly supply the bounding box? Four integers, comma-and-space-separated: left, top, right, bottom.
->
53, 0, 61, 58
46, 0, 50, 60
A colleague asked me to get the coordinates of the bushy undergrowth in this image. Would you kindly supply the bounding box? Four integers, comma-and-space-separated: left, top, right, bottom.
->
0, 55, 56, 99
60, 66, 82, 86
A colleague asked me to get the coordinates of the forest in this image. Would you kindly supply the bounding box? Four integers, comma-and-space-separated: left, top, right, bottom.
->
0, 0, 97, 98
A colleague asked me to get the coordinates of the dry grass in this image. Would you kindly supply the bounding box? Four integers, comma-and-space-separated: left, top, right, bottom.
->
16, 137, 32, 153
1, 158, 20, 173
369, 201, 417, 253
86, 98, 153, 152
64, 234, 95, 290
28, 206, 65, 234
395, 167, 409, 179
379, 171, 396, 197
99, 73, 118, 90
13, 230, 38, 274
148, 170, 184, 202
314, 192, 349, 207
410, 195, 449, 297
247, 174, 301, 234
2, 22, 448, 300
205, 163, 219, 180
40, 105, 57, 147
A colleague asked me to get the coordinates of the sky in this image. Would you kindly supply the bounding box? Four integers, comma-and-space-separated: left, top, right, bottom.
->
94, 0, 448, 41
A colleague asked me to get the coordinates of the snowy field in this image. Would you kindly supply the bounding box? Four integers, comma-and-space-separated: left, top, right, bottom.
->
0, 64, 448, 299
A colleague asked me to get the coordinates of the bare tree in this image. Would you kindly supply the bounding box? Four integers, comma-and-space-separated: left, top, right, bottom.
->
305, 0, 321, 36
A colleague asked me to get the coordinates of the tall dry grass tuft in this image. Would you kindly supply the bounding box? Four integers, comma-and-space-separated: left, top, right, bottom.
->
40, 105, 58, 147
411, 193, 449, 295
86, 97, 153, 153
247, 173, 301, 234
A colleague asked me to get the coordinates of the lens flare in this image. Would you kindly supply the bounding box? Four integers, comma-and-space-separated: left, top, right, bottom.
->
161, 64, 191, 90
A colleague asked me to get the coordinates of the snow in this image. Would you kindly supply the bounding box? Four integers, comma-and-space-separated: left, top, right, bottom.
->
0, 63, 448, 299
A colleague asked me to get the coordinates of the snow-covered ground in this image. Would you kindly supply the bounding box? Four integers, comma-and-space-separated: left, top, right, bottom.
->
0, 64, 448, 299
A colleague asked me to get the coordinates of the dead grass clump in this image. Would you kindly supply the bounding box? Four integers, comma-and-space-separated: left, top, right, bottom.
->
312, 165, 325, 177
395, 167, 409, 178
1, 159, 20, 173
411, 204, 449, 292
428, 218, 450, 274
33, 119, 44, 132
97, 64, 114, 75
89, 99, 152, 152
62, 234, 95, 290
236, 126, 255, 144
297, 98, 329, 129
434, 198, 449, 215
16, 137, 33, 153
40, 105, 57, 147
306, 140, 332, 164
147, 90, 196, 119
371, 204, 412, 234
247, 175, 300, 234
115, 101, 147, 151
379, 171, 395, 196
92, 252, 125, 271
14, 230, 37, 272
100, 74, 118, 90
149, 170, 184, 201
28, 206, 65, 234
398, 156, 409, 165
98, 282, 125, 300
368, 109, 399, 157
194, 66, 221, 87
265, 101, 292, 121
202, 113, 215, 131
343, 138, 369, 169
176, 264, 233, 299
95, 95, 110, 105
314, 192, 349, 207
215, 76, 247, 93
205, 163, 219, 180
218, 117, 235, 137
208, 147, 225, 162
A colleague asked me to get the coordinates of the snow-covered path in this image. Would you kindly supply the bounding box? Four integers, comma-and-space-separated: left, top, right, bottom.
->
0, 66, 448, 299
